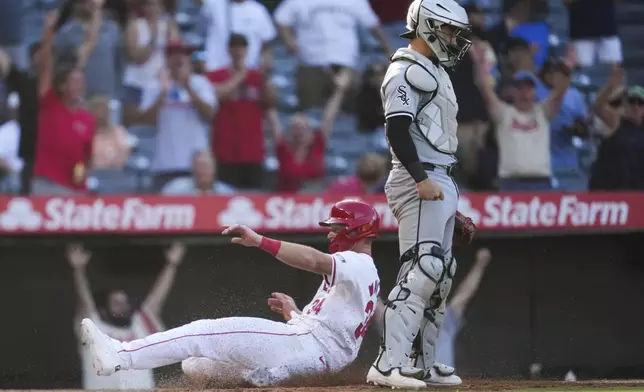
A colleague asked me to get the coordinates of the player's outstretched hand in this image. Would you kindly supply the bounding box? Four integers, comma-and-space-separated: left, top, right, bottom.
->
333, 68, 353, 91
475, 248, 492, 266
222, 224, 262, 247
417, 178, 444, 201
67, 244, 91, 268
165, 241, 186, 265
268, 292, 298, 321
44, 9, 59, 33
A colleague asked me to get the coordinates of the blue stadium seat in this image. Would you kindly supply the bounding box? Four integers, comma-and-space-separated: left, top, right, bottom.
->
136, 138, 156, 161
125, 155, 151, 172
333, 114, 358, 136
89, 169, 140, 194
128, 125, 157, 139
325, 155, 349, 176
328, 135, 367, 156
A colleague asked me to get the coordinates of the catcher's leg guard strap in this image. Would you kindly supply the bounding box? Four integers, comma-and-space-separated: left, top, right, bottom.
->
375, 243, 446, 372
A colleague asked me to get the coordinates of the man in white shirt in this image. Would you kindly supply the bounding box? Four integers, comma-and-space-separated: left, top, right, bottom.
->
196, 0, 277, 71
67, 242, 187, 389
136, 40, 217, 191
472, 43, 569, 191
274, 0, 391, 110
161, 150, 235, 195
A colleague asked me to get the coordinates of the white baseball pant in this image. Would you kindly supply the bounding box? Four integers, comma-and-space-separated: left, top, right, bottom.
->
118, 317, 328, 386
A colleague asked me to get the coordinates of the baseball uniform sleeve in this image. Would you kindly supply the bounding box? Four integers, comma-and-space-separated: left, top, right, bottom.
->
382, 66, 428, 182
324, 251, 375, 288
382, 68, 422, 120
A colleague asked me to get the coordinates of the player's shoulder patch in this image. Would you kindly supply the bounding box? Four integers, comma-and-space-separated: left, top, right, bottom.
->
334, 252, 349, 264
405, 63, 438, 93
334, 250, 374, 265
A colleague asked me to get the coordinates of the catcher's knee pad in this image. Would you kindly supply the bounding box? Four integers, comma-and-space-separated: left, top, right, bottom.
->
413, 242, 447, 286
432, 256, 456, 307
375, 243, 446, 372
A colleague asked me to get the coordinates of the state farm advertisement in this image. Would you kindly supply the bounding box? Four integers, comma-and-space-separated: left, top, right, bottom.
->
0, 193, 642, 235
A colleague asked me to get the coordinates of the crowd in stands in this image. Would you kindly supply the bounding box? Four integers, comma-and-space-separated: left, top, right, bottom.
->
0, 0, 643, 196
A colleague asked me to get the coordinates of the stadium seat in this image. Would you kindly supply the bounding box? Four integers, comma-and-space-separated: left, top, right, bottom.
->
89, 169, 140, 194
135, 138, 156, 161
325, 155, 349, 176
128, 125, 156, 139
125, 155, 151, 172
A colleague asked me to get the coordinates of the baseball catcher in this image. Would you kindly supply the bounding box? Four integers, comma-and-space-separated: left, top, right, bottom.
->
367, 0, 473, 388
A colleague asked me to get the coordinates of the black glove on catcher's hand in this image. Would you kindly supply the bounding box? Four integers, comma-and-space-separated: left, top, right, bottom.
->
453, 211, 476, 247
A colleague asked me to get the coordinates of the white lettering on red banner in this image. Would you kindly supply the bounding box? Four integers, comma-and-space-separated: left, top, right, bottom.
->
0, 197, 195, 232
0, 193, 640, 234
478, 195, 629, 228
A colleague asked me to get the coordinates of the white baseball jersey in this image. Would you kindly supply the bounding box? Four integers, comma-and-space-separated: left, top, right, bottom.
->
295, 250, 380, 369
116, 251, 380, 386
382, 48, 459, 166
78, 308, 164, 389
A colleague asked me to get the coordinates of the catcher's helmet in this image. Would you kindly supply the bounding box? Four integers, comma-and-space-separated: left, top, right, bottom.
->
319, 199, 380, 253
401, 0, 472, 68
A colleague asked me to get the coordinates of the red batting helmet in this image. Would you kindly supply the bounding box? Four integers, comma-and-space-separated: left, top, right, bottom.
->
319, 199, 380, 253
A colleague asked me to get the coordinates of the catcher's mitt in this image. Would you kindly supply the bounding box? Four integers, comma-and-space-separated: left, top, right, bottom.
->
453, 211, 476, 247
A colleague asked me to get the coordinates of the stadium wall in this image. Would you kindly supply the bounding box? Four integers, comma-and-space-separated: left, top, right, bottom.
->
1, 233, 643, 388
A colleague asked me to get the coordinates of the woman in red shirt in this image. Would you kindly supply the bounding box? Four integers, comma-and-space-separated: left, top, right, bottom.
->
271, 70, 352, 193
32, 10, 95, 195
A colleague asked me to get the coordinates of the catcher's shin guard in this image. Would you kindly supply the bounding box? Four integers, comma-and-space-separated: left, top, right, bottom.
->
413, 256, 456, 372
412, 303, 446, 370
373, 243, 447, 375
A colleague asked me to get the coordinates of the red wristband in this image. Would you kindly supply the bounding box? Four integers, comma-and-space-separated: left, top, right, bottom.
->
259, 236, 281, 257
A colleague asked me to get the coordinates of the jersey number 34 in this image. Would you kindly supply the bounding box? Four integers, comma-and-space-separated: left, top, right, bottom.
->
354, 280, 380, 339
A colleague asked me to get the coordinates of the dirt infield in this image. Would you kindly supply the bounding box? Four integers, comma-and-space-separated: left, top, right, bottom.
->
19, 380, 644, 392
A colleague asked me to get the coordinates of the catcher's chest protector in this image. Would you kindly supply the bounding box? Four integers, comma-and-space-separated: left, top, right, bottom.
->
391, 48, 459, 155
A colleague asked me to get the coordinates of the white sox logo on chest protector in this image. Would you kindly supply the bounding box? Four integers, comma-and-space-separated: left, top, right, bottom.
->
395, 54, 459, 155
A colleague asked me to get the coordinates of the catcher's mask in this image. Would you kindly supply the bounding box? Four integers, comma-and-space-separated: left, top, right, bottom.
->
319, 199, 380, 253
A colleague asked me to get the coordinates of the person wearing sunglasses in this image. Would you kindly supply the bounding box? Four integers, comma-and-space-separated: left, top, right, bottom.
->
624, 86, 644, 123
590, 76, 644, 190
